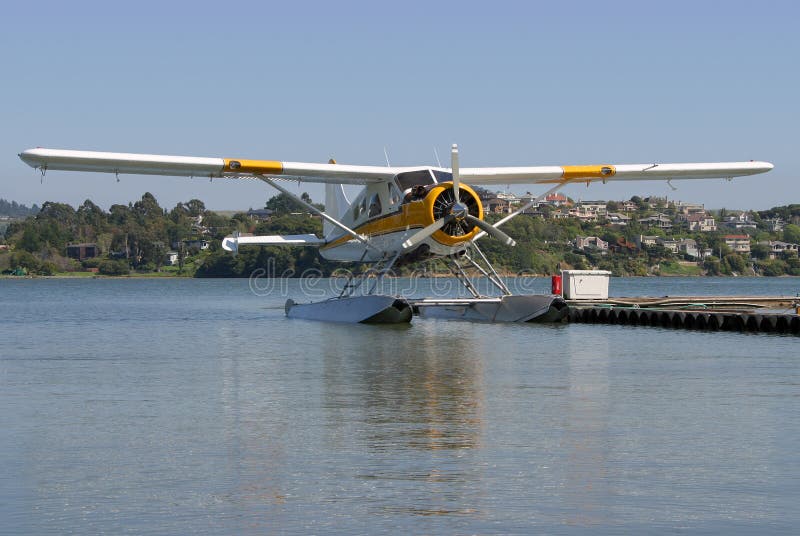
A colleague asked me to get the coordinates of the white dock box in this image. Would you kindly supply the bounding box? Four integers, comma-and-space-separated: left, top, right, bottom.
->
561, 270, 612, 300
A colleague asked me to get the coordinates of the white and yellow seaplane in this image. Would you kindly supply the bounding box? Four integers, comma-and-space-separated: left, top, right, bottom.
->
19, 145, 773, 323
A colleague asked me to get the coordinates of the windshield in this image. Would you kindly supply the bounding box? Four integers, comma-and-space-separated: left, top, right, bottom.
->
431, 170, 453, 183
395, 170, 436, 191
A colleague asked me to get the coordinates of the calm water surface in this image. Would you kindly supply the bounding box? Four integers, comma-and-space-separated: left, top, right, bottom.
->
1, 277, 799, 534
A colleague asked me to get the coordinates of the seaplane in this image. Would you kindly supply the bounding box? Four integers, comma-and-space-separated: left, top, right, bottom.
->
19, 145, 773, 323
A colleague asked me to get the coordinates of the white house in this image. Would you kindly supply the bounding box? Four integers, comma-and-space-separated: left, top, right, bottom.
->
724, 235, 751, 254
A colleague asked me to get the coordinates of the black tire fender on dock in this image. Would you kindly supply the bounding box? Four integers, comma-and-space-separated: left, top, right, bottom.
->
760, 315, 778, 333
722, 314, 745, 332
707, 313, 722, 331
745, 314, 761, 332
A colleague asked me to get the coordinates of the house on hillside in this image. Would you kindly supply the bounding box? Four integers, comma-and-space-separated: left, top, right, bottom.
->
165, 251, 180, 266
607, 212, 631, 226
485, 197, 512, 214
637, 213, 673, 230
675, 201, 706, 215
684, 213, 717, 232
658, 238, 680, 253
247, 208, 274, 221
172, 239, 209, 251
574, 236, 609, 253
723, 212, 757, 231
635, 235, 660, 248
543, 193, 569, 207
760, 240, 799, 259
724, 235, 751, 254
66, 243, 99, 261
765, 217, 785, 232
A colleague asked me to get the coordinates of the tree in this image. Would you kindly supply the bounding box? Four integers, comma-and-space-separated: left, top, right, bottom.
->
724, 253, 747, 274
783, 224, 800, 244
703, 257, 722, 275
98, 259, 130, 275
750, 243, 771, 260
266, 193, 304, 214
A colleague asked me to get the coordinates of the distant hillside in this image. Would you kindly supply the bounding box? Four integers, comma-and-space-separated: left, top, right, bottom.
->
0, 199, 39, 218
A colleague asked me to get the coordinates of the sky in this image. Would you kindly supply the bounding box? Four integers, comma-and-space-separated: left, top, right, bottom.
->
1, 0, 797, 212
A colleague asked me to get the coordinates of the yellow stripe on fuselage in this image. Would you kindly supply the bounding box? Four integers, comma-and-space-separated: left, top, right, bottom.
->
223, 158, 284, 175
322, 202, 430, 250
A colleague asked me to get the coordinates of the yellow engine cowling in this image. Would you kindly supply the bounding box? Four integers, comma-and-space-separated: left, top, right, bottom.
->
405, 183, 484, 247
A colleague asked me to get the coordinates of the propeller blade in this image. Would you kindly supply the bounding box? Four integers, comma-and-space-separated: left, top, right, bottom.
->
451, 144, 460, 204
465, 215, 516, 247
401, 216, 451, 250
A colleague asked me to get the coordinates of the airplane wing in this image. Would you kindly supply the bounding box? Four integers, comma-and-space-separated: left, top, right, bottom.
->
461, 161, 773, 185
18, 148, 400, 185
19, 148, 773, 186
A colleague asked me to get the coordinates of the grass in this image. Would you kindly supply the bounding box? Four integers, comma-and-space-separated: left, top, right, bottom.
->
658, 261, 703, 276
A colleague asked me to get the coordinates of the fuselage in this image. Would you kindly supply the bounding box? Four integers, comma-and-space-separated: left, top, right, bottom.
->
319, 168, 484, 262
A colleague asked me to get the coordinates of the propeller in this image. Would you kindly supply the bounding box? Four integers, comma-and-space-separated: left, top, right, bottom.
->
401, 215, 453, 250
400, 144, 516, 250
451, 144, 461, 204
464, 215, 516, 246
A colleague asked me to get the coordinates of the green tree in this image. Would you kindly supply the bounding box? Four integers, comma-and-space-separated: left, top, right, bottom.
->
266, 193, 304, 214
724, 253, 747, 274
783, 224, 800, 244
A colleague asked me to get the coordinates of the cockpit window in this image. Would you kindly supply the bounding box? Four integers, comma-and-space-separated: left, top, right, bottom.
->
395, 170, 436, 191
368, 193, 382, 218
432, 170, 453, 183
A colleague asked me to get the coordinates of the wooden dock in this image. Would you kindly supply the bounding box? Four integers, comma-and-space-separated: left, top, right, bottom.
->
566, 295, 800, 335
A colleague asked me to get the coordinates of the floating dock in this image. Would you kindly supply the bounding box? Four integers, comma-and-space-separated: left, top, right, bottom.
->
566, 296, 800, 335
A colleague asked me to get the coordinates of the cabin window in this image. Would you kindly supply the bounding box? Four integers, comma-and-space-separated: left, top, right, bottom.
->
359, 197, 367, 219
368, 193, 382, 218
388, 183, 401, 205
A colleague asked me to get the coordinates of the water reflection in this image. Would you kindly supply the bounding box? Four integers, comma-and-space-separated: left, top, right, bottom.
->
323, 322, 484, 451
321, 321, 485, 516
564, 328, 612, 525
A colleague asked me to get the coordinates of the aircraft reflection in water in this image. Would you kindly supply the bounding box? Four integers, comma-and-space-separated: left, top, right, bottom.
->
322, 323, 484, 452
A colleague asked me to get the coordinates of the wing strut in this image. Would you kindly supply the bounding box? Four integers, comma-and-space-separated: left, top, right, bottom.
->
257, 176, 381, 253
472, 182, 567, 242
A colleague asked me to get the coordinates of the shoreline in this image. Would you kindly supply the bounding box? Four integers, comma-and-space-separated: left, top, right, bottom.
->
3, 273, 799, 280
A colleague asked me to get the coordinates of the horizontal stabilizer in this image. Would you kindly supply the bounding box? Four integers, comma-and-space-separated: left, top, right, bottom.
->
222, 234, 325, 252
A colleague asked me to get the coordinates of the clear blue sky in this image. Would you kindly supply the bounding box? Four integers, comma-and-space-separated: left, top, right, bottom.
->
1, 0, 797, 211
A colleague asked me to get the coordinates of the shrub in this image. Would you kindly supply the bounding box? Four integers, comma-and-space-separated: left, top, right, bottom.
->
98, 259, 130, 276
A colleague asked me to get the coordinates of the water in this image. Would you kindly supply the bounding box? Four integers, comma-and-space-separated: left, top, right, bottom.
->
1, 277, 799, 534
